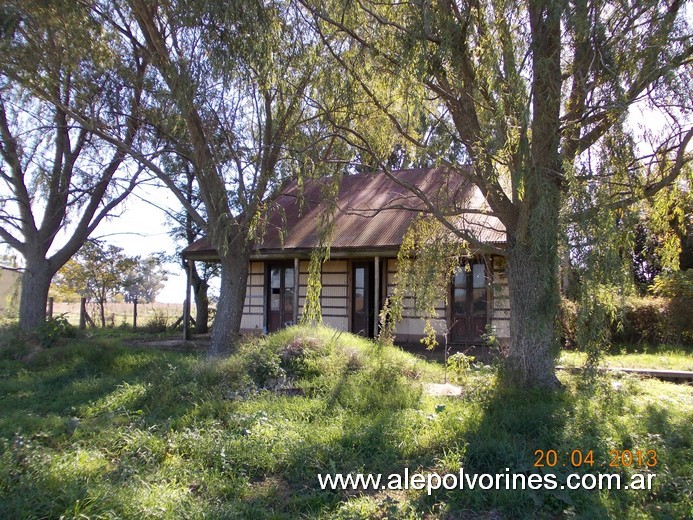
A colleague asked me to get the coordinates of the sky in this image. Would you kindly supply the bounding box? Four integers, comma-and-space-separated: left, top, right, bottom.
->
88, 184, 194, 304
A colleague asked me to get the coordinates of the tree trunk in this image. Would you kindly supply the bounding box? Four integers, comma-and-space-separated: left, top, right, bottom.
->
18, 258, 53, 331
98, 300, 106, 328
190, 264, 209, 334
504, 241, 562, 389
209, 253, 249, 356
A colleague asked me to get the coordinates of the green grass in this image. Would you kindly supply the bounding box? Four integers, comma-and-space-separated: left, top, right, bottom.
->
559, 344, 693, 371
0, 326, 691, 519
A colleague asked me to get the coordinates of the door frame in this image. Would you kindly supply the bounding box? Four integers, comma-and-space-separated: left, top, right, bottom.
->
449, 259, 490, 343
351, 260, 376, 337
265, 261, 296, 333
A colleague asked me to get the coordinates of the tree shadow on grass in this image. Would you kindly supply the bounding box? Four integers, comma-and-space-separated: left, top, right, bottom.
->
0, 341, 198, 437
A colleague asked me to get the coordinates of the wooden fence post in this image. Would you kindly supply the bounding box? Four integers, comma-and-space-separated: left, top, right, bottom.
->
79, 298, 87, 330
133, 299, 138, 329
47, 297, 54, 319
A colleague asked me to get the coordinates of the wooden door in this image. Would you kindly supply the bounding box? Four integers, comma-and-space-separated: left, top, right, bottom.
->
352, 262, 375, 337
450, 261, 487, 342
267, 264, 295, 332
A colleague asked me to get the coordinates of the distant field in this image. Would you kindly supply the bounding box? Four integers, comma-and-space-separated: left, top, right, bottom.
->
51, 301, 193, 328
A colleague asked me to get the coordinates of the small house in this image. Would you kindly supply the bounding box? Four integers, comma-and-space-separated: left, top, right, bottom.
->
0, 255, 21, 316
183, 168, 509, 345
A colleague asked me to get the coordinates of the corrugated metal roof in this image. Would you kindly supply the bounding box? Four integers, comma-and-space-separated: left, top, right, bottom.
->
183, 167, 506, 260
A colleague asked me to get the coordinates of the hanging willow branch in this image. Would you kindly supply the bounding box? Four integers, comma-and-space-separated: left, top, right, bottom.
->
378, 214, 471, 348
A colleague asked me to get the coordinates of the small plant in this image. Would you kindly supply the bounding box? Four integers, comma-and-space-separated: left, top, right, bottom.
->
447, 352, 475, 383
143, 308, 168, 334
482, 324, 506, 367
36, 314, 76, 347
280, 337, 321, 379
247, 346, 285, 387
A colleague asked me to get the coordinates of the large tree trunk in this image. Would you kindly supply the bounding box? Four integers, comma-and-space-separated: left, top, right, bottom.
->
504, 237, 562, 389
209, 253, 249, 356
18, 257, 53, 331
190, 263, 209, 334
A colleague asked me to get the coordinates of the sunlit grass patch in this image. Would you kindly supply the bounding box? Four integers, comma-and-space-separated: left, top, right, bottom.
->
0, 324, 691, 518
559, 344, 693, 371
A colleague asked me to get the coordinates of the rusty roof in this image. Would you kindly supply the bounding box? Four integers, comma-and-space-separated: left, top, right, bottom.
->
183, 167, 506, 260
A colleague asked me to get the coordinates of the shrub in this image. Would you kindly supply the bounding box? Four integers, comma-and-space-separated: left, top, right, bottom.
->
0, 324, 28, 359
562, 293, 691, 349
447, 352, 475, 383
246, 345, 285, 387
143, 309, 168, 334
664, 296, 693, 345
615, 297, 664, 344
651, 270, 693, 299
280, 337, 324, 379
650, 271, 693, 345
611, 296, 692, 346
36, 314, 76, 348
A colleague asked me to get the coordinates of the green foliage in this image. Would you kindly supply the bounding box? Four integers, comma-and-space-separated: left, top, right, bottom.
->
446, 352, 475, 383
301, 175, 340, 327
559, 297, 579, 349
301, 250, 326, 327
651, 270, 693, 299
52, 240, 138, 328
35, 314, 76, 348
121, 255, 169, 304
142, 309, 169, 334
562, 294, 692, 349
379, 215, 469, 347
0, 324, 27, 360
309, 0, 692, 388
0, 0, 148, 330
0, 330, 690, 518
481, 324, 507, 368
614, 296, 693, 346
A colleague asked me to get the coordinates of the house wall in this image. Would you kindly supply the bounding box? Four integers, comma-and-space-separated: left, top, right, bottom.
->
384, 257, 510, 345
384, 258, 447, 341
238, 255, 510, 345
317, 260, 348, 331
240, 261, 265, 332
0, 267, 21, 316
490, 257, 510, 342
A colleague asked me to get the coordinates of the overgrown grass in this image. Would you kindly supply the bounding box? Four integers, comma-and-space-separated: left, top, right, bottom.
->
560, 343, 693, 371
0, 325, 691, 519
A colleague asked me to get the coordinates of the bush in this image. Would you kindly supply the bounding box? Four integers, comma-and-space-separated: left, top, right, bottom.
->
246, 345, 285, 387
143, 309, 168, 334
665, 296, 693, 345
561, 294, 692, 348
36, 314, 76, 348
615, 297, 664, 344
651, 270, 693, 299
447, 352, 475, 383
0, 325, 28, 359
612, 296, 692, 346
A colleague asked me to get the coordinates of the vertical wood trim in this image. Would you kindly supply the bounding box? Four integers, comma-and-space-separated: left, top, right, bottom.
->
486, 256, 494, 329
262, 262, 268, 333
183, 260, 192, 340
374, 256, 380, 336
347, 259, 352, 332
293, 257, 299, 325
